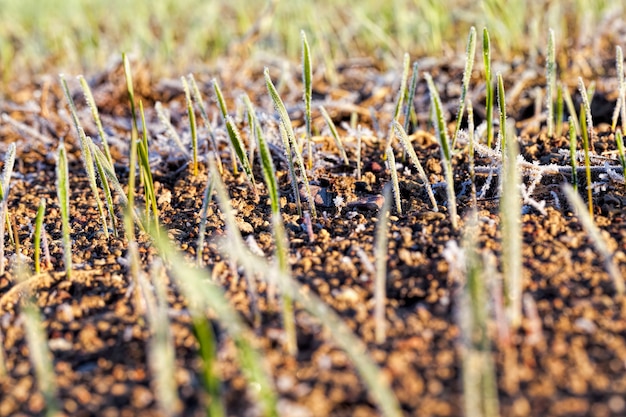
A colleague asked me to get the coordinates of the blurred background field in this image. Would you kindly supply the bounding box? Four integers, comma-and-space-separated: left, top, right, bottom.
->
0, 0, 620, 86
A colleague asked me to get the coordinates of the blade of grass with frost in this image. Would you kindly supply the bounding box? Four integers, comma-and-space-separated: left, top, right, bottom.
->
78, 75, 114, 167
384, 53, 410, 151
155, 102, 190, 157
278, 123, 303, 217
243, 95, 279, 214
546, 29, 556, 137
0, 143, 16, 276
147, 225, 278, 417
225, 115, 256, 192
500, 125, 522, 329
219, 233, 403, 417
138, 100, 160, 224
563, 184, 625, 294
460, 216, 500, 417
144, 261, 183, 416
386, 146, 402, 215
453, 26, 477, 147
569, 118, 579, 192
90, 137, 118, 236
123, 53, 140, 232
182, 76, 199, 175
374, 185, 391, 344
265, 68, 316, 218
393, 120, 437, 211
556, 83, 564, 137
33, 198, 46, 274
60, 75, 109, 237
615, 130, 626, 186
192, 314, 224, 417
21, 294, 59, 416
272, 212, 297, 356
189, 74, 223, 173
425, 73, 458, 229
319, 105, 349, 165
563, 86, 581, 136
578, 97, 594, 216
212, 79, 239, 175
496, 73, 507, 153
483, 28, 494, 147
612, 46, 625, 133
301, 30, 314, 170
467, 99, 478, 209
57, 141, 71, 279
196, 174, 214, 266
403, 61, 419, 133
578, 77, 596, 153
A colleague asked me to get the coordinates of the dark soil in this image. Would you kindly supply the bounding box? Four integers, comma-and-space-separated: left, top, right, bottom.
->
1, 46, 626, 417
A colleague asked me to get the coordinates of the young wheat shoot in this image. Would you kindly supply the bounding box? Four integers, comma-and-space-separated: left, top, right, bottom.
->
301, 30, 314, 169
393, 120, 438, 210
483, 28, 494, 147
425, 73, 458, 229
265, 68, 316, 218
56, 141, 71, 279
453, 26, 477, 147
319, 105, 349, 164
188, 74, 223, 173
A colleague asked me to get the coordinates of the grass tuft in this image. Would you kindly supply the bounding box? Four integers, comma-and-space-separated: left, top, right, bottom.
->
265, 68, 316, 218
453, 26, 477, 146
425, 73, 457, 229
56, 140, 71, 279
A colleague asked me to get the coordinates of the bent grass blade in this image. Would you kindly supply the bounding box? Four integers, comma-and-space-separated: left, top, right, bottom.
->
319, 105, 349, 165
425, 73, 458, 229
393, 120, 438, 211
265, 68, 316, 218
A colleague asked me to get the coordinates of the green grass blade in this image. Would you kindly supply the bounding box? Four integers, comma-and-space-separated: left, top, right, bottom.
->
301, 30, 314, 170
467, 99, 478, 209
578, 79, 594, 216
265, 68, 316, 218
616, 130, 626, 187
147, 226, 278, 417
425, 73, 457, 229
546, 29, 556, 137
138, 101, 159, 226
386, 146, 402, 215
243, 94, 280, 214
60, 75, 109, 237
569, 118, 579, 192
556, 82, 564, 137
496, 72, 507, 153
123, 53, 140, 232
483, 28, 494, 147
212, 78, 240, 174
188, 74, 223, 173
392, 120, 438, 211
403, 61, 419, 133
319, 105, 349, 165
562, 85, 581, 136
612, 46, 625, 132
384, 53, 410, 151
33, 198, 46, 274
181, 76, 199, 175
56, 141, 71, 279
453, 26, 477, 147
218, 228, 403, 417
78, 75, 114, 168
225, 115, 257, 190
563, 184, 625, 294
272, 212, 297, 356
